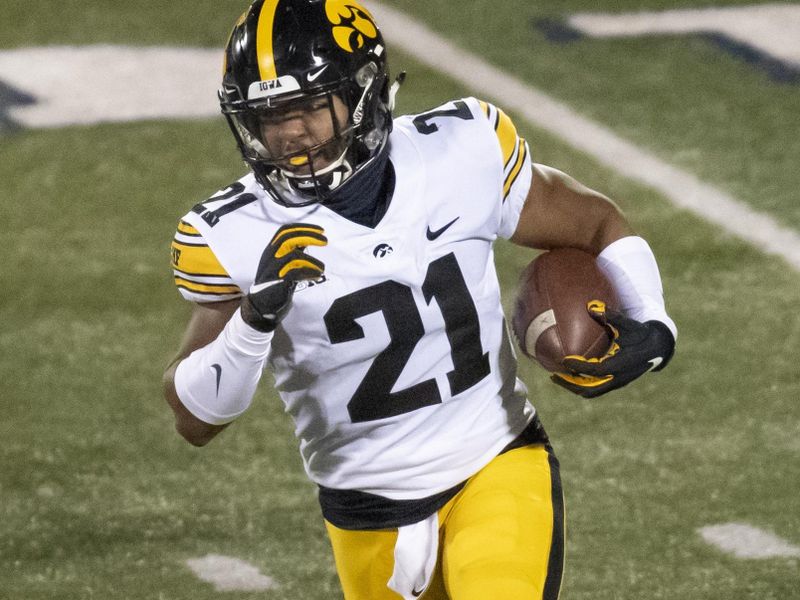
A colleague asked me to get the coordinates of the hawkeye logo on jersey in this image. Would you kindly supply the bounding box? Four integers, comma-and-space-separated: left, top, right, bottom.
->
373, 243, 393, 258
248, 76, 301, 100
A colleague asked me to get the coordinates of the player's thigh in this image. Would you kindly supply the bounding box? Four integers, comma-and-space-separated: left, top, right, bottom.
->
325, 521, 401, 600
325, 520, 450, 600
441, 444, 565, 600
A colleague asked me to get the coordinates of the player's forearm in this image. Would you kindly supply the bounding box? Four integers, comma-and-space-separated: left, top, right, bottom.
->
165, 308, 273, 445
163, 365, 228, 446
597, 236, 677, 339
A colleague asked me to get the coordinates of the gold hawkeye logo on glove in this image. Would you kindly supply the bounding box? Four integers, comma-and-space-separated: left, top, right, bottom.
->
272, 224, 328, 278
242, 223, 327, 333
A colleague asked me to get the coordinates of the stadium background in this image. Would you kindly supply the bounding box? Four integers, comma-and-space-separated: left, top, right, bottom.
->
1, 1, 798, 598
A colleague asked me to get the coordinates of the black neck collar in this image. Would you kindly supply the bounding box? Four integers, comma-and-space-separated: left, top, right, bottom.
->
323, 147, 395, 229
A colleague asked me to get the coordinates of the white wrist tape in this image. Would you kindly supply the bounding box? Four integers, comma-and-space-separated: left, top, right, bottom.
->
597, 236, 678, 340
174, 308, 273, 425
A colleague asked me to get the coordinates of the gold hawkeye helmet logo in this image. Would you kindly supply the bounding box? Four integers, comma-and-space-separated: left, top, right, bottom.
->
325, 0, 378, 52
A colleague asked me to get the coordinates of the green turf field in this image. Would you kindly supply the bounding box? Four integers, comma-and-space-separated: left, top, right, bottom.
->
2, 1, 799, 599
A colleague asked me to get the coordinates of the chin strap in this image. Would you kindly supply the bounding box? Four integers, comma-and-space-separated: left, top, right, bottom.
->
287, 159, 353, 196
388, 71, 406, 111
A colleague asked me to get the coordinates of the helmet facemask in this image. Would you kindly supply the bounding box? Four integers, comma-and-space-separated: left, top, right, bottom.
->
221, 61, 390, 207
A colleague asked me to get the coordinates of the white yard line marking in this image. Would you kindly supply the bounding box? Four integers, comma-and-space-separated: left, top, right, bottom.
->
0, 46, 220, 128
366, 1, 800, 271
185, 554, 278, 592
569, 4, 800, 67
698, 523, 800, 559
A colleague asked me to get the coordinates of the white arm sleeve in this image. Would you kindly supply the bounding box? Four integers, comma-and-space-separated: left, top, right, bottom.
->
596, 236, 678, 340
173, 308, 273, 425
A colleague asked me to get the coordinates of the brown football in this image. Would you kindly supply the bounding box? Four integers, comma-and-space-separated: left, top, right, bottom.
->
512, 248, 619, 372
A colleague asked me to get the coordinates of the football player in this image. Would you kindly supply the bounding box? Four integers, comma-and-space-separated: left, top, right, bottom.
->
163, 1, 677, 598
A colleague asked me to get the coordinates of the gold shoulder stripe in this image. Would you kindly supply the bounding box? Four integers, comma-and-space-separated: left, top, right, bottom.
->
479, 100, 490, 118
503, 138, 528, 199
172, 267, 233, 280
174, 276, 241, 296
171, 240, 229, 276
495, 108, 519, 167
177, 221, 201, 236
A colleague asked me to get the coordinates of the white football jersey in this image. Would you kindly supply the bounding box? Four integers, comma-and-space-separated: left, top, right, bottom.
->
172, 97, 536, 500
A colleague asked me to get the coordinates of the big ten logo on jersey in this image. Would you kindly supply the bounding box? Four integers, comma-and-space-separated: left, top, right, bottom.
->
295, 274, 328, 292
171, 247, 182, 267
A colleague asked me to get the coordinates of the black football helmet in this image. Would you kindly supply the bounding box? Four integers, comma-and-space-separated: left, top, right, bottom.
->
219, 0, 393, 206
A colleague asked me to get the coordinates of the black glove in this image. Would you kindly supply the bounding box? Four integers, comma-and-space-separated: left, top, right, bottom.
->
551, 301, 675, 398
241, 223, 327, 332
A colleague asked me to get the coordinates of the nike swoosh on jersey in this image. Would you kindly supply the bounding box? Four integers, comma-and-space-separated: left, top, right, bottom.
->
411, 588, 424, 598
426, 217, 460, 240
211, 363, 222, 396
307, 65, 328, 82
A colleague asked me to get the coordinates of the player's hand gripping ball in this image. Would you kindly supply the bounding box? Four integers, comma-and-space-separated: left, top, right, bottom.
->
552, 303, 675, 398
512, 247, 675, 398
242, 223, 327, 332
512, 248, 619, 374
